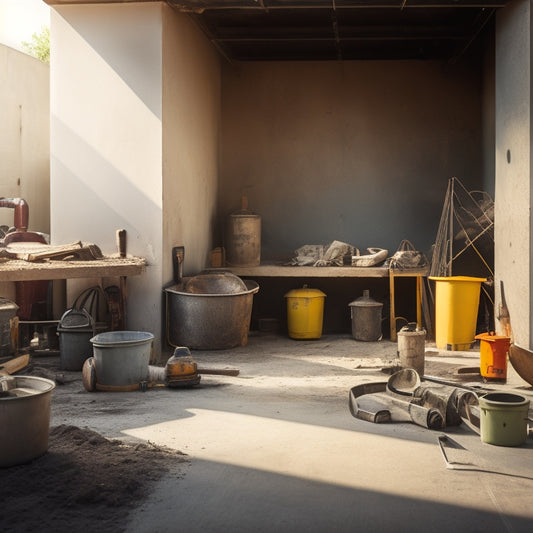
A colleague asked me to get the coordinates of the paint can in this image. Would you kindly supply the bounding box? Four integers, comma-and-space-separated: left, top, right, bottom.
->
397, 323, 426, 376
475, 332, 510, 381
479, 393, 530, 446
226, 195, 261, 267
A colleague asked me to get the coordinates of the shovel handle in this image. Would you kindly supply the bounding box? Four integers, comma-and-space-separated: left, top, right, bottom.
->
197, 368, 240, 377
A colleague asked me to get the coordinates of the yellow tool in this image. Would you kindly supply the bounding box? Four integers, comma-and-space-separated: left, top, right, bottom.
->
165, 347, 239, 388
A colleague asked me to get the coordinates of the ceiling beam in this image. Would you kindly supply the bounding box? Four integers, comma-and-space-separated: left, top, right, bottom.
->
168, 1, 508, 13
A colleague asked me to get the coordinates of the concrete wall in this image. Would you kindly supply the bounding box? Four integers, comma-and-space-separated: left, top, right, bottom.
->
50, 2, 164, 348
50, 3, 221, 357
494, 0, 532, 347
219, 60, 484, 261
0, 44, 50, 301
161, 5, 220, 285
0, 45, 50, 234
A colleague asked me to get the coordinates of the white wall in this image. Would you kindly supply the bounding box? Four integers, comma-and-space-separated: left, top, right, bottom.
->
495, 0, 531, 347
0, 44, 49, 301
0, 44, 49, 234
50, 2, 164, 350
49, 2, 221, 358
161, 5, 220, 285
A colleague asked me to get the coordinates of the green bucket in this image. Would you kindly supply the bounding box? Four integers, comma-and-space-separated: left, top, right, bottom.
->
479, 393, 530, 447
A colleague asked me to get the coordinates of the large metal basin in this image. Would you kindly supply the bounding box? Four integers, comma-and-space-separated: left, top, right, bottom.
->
165, 278, 259, 350
0, 375, 55, 467
90, 331, 154, 387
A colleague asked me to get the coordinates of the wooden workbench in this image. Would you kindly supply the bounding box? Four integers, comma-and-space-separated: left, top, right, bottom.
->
0, 256, 146, 282
223, 264, 428, 341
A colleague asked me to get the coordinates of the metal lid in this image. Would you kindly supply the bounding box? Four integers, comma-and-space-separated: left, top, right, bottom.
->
57, 308, 94, 331
284, 286, 326, 298
184, 271, 248, 294
349, 289, 382, 308
0, 297, 18, 313
229, 209, 261, 219
475, 332, 510, 342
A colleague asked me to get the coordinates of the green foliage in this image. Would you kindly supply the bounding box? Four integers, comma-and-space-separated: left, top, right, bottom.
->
22, 25, 50, 64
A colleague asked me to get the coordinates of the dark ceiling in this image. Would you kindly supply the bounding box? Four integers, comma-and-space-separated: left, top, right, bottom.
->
167, 0, 507, 62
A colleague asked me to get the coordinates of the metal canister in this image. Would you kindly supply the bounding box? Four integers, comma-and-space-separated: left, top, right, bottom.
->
349, 290, 383, 341
397, 322, 426, 376
226, 195, 261, 267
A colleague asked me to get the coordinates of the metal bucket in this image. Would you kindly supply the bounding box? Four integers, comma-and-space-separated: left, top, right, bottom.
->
90, 331, 153, 387
0, 375, 55, 467
0, 297, 18, 357
397, 324, 426, 376
165, 279, 259, 350
57, 308, 95, 371
226, 209, 261, 267
349, 290, 383, 341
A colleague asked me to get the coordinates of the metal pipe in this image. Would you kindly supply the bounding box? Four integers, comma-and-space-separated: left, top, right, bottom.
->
0, 197, 29, 232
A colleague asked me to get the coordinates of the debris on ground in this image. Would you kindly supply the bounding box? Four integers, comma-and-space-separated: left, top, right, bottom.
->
0, 425, 188, 533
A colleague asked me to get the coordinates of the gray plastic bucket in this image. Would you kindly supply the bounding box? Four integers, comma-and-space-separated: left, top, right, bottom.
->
90, 331, 153, 387
58, 308, 95, 371
0, 375, 55, 467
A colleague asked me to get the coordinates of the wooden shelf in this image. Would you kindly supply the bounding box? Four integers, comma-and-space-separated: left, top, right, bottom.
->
0, 256, 146, 282
218, 264, 428, 279
219, 263, 428, 341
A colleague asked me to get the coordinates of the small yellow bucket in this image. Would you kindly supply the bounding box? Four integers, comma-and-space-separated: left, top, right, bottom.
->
429, 276, 486, 350
284, 286, 326, 339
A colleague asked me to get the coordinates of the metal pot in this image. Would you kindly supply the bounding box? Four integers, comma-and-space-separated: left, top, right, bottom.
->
0, 375, 55, 467
165, 276, 259, 350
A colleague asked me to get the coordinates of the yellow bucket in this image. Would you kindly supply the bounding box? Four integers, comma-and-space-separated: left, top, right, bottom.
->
284, 286, 326, 339
429, 276, 486, 350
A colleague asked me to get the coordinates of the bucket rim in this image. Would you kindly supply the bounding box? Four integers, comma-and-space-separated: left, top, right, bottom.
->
479, 392, 530, 407
0, 375, 56, 400
475, 332, 511, 342
428, 276, 487, 282
90, 330, 154, 346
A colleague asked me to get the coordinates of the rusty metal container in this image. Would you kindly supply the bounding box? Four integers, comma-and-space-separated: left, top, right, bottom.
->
226, 196, 261, 267
0, 298, 18, 357
349, 290, 383, 342
165, 271, 259, 350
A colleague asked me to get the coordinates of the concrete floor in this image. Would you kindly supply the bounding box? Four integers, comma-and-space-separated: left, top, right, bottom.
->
51, 333, 533, 532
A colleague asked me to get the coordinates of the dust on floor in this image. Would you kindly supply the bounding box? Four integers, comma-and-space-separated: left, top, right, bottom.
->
0, 425, 188, 533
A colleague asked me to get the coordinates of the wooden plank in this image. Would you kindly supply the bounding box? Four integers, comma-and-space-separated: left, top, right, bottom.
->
219, 265, 391, 278
0, 256, 146, 282
0, 354, 30, 376
221, 265, 429, 278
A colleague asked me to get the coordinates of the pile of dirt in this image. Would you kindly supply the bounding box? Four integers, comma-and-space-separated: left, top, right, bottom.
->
0, 425, 188, 532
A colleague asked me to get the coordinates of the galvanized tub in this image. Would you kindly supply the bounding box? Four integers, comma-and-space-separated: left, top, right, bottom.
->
0, 375, 55, 467
90, 331, 154, 387
165, 274, 259, 350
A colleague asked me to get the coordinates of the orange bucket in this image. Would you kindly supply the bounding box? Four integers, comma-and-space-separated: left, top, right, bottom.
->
475, 332, 511, 379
